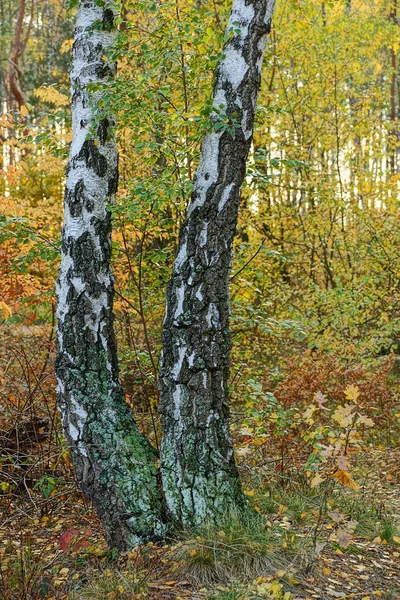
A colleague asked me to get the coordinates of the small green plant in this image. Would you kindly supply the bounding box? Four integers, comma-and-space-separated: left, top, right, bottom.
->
378, 518, 399, 543
33, 475, 59, 499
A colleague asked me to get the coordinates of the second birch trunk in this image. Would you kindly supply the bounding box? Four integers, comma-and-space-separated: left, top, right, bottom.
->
159, 0, 276, 527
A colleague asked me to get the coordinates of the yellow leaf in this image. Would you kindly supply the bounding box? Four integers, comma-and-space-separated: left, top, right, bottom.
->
332, 404, 355, 428
302, 406, 316, 423
254, 577, 269, 584
270, 580, 283, 596
392, 536, 400, 544
276, 569, 286, 578
344, 385, 360, 401
311, 473, 325, 488
60, 39, 73, 54
0, 301, 12, 320
357, 414, 374, 428
244, 489, 255, 496
335, 470, 360, 491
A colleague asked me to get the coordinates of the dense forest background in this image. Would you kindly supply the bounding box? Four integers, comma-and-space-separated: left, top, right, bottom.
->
1, 0, 400, 598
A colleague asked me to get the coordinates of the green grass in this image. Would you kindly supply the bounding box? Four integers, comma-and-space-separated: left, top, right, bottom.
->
383, 588, 400, 600
333, 492, 399, 542
379, 517, 399, 542
208, 583, 251, 600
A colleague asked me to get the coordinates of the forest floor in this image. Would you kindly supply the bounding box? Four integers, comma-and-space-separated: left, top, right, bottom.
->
1, 444, 399, 600
1, 326, 400, 599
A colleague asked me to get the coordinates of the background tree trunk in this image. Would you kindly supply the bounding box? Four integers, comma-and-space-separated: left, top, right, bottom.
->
7, 0, 33, 108
55, 0, 164, 550
159, 0, 276, 527
389, 0, 398, 175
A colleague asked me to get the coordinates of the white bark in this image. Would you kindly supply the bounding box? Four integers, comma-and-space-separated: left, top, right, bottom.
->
56, 0, 164, 549
160, 0, 277, 526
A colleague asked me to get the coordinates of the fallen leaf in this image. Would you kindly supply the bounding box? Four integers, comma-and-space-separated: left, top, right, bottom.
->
311, 473, 325, 488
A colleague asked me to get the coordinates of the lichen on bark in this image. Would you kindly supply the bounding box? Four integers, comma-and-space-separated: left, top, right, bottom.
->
159, 0, 277, 527
55, 0, 164, 549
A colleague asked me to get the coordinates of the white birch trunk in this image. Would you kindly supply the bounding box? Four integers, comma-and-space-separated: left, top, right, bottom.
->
55, 0, 164, 550
160, 0, 277, 526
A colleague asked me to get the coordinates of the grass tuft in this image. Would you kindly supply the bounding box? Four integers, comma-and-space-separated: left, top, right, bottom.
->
379, 518, 399, 542
76, 568, 147, 600
172, 508, 307, 586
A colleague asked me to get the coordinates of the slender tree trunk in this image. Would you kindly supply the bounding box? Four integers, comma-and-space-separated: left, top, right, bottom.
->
55, 0, 164, 550
8, 0, 34, 109
389, 0, 398, 176
159, 0, 276, 527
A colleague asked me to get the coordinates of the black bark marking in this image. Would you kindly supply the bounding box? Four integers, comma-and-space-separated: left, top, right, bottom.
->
103, 9, 114, 31
75, 139, 108, 177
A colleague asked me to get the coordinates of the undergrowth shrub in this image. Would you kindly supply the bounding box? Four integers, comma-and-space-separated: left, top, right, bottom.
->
238, 354, 400, 485
272, 353, 399, 437
0, 323, 68, 503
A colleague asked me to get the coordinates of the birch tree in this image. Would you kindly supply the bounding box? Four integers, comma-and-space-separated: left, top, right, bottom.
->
55, 0, 164, 550
159, 0, 277, 527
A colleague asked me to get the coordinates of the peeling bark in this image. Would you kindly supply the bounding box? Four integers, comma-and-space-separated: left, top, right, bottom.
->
159, 0, 276, 527
55, 0, 164, 550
